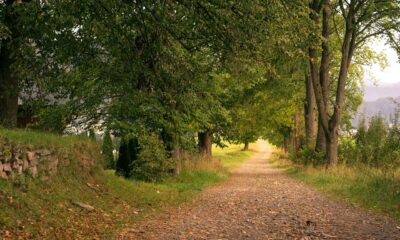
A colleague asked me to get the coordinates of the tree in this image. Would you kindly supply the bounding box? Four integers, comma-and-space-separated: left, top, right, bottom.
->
131, 132, 173, 182
308, 0, 400, 167
116, 137, 139, 178
0, 0, 25, 127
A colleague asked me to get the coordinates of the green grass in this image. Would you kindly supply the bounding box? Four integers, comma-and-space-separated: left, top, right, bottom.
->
0, 128, 89, 148
0, 130, 257, 239
270, 150, 400, 220
213, 143, 258, 169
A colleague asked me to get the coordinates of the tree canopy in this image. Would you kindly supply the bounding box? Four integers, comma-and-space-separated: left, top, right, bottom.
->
1, 0, 399, 170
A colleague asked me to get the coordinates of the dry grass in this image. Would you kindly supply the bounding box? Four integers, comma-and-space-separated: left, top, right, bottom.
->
180, 156, 223, 173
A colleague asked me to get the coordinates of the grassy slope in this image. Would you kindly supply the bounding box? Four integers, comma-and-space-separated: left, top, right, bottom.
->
270, 148, 400, 220
0, 129, 257, 239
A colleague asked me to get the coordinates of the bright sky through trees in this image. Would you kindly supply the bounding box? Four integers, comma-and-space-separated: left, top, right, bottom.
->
366, 39, 400, 86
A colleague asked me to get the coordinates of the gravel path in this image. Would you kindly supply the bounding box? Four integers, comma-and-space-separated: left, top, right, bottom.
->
119, 142, 400, 240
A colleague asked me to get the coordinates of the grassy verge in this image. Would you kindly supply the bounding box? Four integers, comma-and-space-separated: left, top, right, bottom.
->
0, 129, 257, 239
270, 148, 400, 220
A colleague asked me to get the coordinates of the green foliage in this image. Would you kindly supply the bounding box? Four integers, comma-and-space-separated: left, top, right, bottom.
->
31, 105, 67, 134
357, 116, 388, 166
382, 125, 400, 171
102, 130, 114, 169
297, 146, 325, 166
338, 115, 400, 173
338, 136, 358, 165
131, 132, 173, 182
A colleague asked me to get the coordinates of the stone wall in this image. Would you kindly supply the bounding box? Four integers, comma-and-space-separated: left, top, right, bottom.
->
0, 138, 96, 180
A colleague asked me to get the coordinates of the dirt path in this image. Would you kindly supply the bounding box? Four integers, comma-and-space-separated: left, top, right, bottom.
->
119, 141, 400, 240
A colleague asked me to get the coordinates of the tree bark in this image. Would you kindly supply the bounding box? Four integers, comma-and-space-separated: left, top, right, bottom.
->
0, 43, 19, 128
198, 129, 212, 157
326, 11, 356, 167
243, 141, 249, 151
325, 125, 339, 167
172, 141, 181, 175
316, 0, 331, 154
315, 121, 326, 152
282, 136, 288, 152
0, 2, 20, 128
304, 73, 317, 148
309, 0, 333, 163
292, 110, 302, 154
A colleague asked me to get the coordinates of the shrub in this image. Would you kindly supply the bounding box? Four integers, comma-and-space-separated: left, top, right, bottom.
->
32, 105, 67, 134
382, 125, 400, 174
131, 132, 174, 182
297, 146, 325, 166
102, 130, 115, 169
336, 115, 400, 173
338, 136, 358, 165
355, 116, 387, 167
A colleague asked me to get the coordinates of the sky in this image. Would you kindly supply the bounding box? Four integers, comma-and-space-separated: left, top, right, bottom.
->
362, 40, 400, 101
365, 40, 400, 87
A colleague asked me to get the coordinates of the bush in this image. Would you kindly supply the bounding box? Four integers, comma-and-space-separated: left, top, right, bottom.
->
338, 136, 358, 165
102, 130, 115, 169
381, 125, 400, 174
32, 105, 67, 134
337, 115, 400, 173
131, 132, 174, 182
297, 146, 325, 166
355, 116, 388, 167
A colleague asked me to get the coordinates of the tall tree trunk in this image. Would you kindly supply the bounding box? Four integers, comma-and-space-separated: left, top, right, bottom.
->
0, 46, 18, 128
304, 73, 317, 148
316, 0, 331, 154
309, 0, 333, 162
309, 0, 356, 167
172, 139, 181, 175
325, 126, 339, 167
292, 110, 302, 154
283, 137, 289, 152
326, 12, 356, 167
315, 121, 326, 152
243, 141, 249, 151
168, 99, 182, 175
198, 129, 212, 157
0, 2, 20, 128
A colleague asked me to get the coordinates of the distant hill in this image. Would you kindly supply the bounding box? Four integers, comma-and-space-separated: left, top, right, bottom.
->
353, 96, 400, 127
